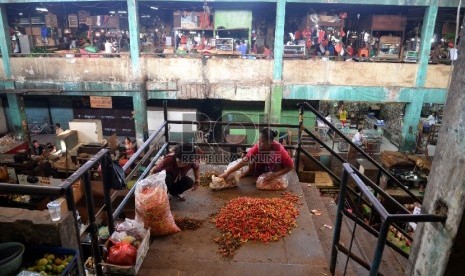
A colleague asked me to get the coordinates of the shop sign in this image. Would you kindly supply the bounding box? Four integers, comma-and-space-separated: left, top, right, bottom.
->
90, 96, 113, 109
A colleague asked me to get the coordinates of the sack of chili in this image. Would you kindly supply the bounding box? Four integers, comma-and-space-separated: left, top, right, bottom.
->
256, 172, 289, 190
135, 171, 180, 236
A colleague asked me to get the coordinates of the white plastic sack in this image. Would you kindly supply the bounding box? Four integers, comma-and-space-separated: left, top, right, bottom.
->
209, 160, 242, 190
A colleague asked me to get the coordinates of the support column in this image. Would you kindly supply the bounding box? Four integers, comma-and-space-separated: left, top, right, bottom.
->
270, 85, 283, 123
399, 92, 424, 152
6, 93, 30, 145
0, 4, 12, 78
401, 2, 438, 152
415, 1, 438, 87
132, 89, 148, 146
269, 0, 286, 123
406, 16, 465, 275
127, 0, 141, 79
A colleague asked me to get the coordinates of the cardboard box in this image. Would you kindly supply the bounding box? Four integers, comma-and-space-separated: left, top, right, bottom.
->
102, 228, 151, 275
25, 27, 42, 36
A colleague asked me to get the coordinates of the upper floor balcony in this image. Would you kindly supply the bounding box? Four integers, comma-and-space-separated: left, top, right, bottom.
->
0, 56, 451, 91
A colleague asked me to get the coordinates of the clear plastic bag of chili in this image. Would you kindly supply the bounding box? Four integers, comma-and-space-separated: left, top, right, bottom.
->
135, 171, 180, 236
256, 172, 289, 190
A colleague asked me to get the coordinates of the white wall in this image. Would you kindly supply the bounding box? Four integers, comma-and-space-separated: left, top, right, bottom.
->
147, 107, 198, 133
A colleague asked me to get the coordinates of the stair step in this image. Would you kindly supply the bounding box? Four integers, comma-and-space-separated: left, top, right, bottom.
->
300, 182, 407, 276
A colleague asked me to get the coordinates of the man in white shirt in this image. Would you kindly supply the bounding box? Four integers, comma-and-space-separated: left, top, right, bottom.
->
104, 40, 113, 54
427, 112, 437, 125
352, 128, 364, 147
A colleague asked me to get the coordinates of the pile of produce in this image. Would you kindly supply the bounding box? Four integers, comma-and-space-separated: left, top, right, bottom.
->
105, 219, 146, 266
175, 217, 205, 230
0, 134, 21, 154
25, 253, 73, 275
213, 193, 300, 258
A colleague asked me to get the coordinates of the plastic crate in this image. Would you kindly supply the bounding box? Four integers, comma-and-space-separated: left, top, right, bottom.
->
21, 246, 78, 276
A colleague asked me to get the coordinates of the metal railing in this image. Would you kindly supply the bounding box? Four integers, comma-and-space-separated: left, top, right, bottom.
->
297, 102, 422, 204
0, 112, 168, 275
293, 102, 447, 275
329, 164, 446, 276
0, 100, 443, 276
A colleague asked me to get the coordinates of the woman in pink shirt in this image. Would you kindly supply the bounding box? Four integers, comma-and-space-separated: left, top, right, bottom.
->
220, 128, 294, 182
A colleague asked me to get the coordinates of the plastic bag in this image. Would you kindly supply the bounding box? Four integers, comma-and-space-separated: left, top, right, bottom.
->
110, 231, 128, 242
135, 171, 181, 236
256, 172, 289, 190
209, 160, 242, 190
106, 241, 137, 266
116, 218, 145, 240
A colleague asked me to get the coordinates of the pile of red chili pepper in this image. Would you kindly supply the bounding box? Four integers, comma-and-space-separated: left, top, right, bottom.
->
281, 191, 300, 204
174, 217, 205, 230
214, 194, 300, 258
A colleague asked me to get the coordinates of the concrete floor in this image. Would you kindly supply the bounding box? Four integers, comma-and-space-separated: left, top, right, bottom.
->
139, 171, 331, 276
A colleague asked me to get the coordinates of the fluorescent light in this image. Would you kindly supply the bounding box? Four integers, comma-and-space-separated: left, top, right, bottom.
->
150, 6, 158, 10
109, 11, 116, 14
118, 10, 127, 14
19, 12, 23, 16
141, 15, 151, 18
36, 7, 48, 12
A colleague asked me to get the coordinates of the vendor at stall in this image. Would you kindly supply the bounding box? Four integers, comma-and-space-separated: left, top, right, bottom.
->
219, 128, 294, 182
55, 123, 64, 135
427, 112, 438, 125
352, 128, 365, 147
124, 137, 135, 159
149, 144, 200, 201
339, 105, 348, 127
31, 140, 44, 156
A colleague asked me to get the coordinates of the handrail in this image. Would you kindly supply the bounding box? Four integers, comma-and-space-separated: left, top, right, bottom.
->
330, 163, 446, 276
112, 143, 168, 220
298, 102, 423, 203
0, 183, 62, 195
123, 121, 167, 172
167, 120, 300, 129
167, 141, 297, 150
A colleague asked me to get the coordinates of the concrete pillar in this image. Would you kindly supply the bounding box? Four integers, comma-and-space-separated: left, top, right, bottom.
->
399, 92, 424, 152
6, 93, 31, 145
270, 85, 283, 124
272, 0, 285, 81
406, 17, 465, 275
268, 0, 286, 123
415, 1, 438, 87
132, 90, 148, 146
0, 4, 12, 78
127, 0, 141, 79
400, 2, 438, 151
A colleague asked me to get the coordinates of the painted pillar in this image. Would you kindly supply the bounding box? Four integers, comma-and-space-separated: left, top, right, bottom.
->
132, 89, 148, 146
269, 0, 286, 123
415, 1, 438, 87
6, 93, 30, 145
400, 2, 438, 152
400, 92, 425, 152
0, 4, 12, 78
406, 18, 465, 274
127, 0, 141, 79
